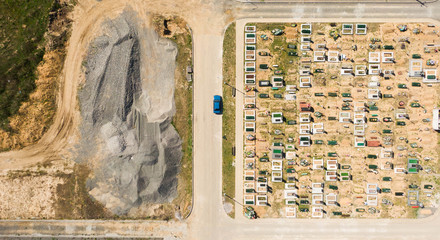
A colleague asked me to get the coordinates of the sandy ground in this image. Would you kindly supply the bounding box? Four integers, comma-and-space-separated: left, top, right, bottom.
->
0, 160, 74, 219
0, 175, 63, 219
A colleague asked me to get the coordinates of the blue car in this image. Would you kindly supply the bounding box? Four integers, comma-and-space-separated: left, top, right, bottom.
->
213, 95, 223, 114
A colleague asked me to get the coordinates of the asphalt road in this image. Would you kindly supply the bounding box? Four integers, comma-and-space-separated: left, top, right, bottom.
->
189, 31, 227, 240
2, 1, 440, 239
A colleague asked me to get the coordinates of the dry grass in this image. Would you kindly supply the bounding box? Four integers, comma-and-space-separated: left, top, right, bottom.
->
222, 22, 236, 218
0, 0, 73, 151
54, 164, 113, 219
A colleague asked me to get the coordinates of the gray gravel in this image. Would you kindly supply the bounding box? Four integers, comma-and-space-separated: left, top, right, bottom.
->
77, 11, 181, 215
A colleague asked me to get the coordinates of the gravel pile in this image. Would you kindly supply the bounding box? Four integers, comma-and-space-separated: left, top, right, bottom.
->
77, 11, 181, 215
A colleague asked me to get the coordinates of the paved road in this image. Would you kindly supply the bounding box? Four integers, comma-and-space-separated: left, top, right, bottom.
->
235, 1, 440, 19
189, 30, 230, 240
3, 0, 440, 239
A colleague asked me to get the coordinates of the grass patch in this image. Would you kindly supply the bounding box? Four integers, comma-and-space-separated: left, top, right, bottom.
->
250, 22, 285, 32
270, 36, 285, 52
0, 0, 73, 150
7, 169, 48, 179
170, 30, 193, 218
54, 164, 113, 219
153, 15, 193, 218
222, 22, 236, 218
0, 0, 59, 130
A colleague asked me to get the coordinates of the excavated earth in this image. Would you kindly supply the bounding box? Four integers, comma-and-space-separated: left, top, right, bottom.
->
77, 11, 182, 215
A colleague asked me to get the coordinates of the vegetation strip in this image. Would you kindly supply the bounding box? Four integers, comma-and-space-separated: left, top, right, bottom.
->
222, 22, 236, 218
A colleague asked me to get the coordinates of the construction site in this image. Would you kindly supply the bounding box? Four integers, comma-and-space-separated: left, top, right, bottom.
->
0, 7, 194, 220
241, 22, 440, 219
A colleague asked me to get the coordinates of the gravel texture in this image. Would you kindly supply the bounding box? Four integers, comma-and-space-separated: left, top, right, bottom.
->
77, 11, 181, 215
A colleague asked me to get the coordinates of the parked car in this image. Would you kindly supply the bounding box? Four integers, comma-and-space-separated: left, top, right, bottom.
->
213, 95, 223, 114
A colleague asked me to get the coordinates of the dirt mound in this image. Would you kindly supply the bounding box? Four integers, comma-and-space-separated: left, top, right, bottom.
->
77, 11, 182, 215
